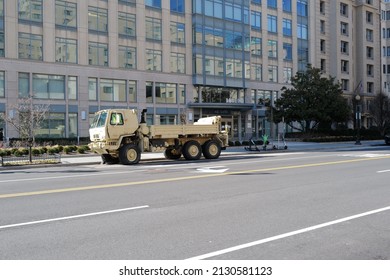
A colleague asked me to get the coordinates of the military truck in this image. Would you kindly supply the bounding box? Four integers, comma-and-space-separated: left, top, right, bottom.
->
89, 109, 228, 165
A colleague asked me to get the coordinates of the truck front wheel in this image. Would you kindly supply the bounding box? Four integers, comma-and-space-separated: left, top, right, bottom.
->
119, 144, 141, 165
183, 140, 202, 160
202, 140, 221, 159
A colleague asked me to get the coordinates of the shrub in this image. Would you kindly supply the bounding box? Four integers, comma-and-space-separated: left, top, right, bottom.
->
47, 147, 58, 155
13, 150, 23, 157
77, 146, 87, 154
0, 149, 7, 157
31, 148, 41, 156
63, 146, 73, 154
234, 140, 241, 146
19, 148, 29, 155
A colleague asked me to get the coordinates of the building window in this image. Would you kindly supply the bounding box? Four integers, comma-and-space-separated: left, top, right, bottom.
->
366, 11, 373, 24
320, 39, 326, 53
267, 0, 277, 9
0, 32, 4, 57
252, 64, 262, 81
68, 76, 77, 100
340, 41, 349, 54
55, 0, 77, 28
340, 22, 348, 36
267, 15, 277, 33
297, 23, 308, 39
88, 42, 108, 66
283, 18, 292, 36
204, 0, 223, 18
18, 0, 42, 22
18, 73, 30, 98
100, 79, 126, 102
340, 3, 348, 17
252, 0, 261, 5
225, 3, 246, 22
367, 64, 374, 76
55, 37, 77, 63
283, 67, 292, 83
88, 78, 97, 101
320, 1, 325, 14
297, 0, 308, 17
268, 40, 277, 58
170, 52, 185, 73
367, 47, 373, 59
283, 0, 291, 12
320, 59, 326, 72
33, 74, 65, 99
18, 33, 43, 60
37, 113, 66, 138
366, 29, 373, 42
119, 0, 136, 4
145, 0, 161, 9
367, 82, 373, 93
0, 71, 4, 98
156, 83, 177, 104
128, 80, 136, 103
88, 7, 108, 33
118, 46, 136, 69
341, 79, 349, 91
179, 84, 185, 104
320, 20, 325, 33
283, 43, 292, 60
251, 11, 261, 29
146, 81, 153, 103
268, 65, 278, 82
170, 0, 184, 13
146, 49, 162, 71
68, 113, 77, 137
145, 17, 162, 40
250, 37, 262, 56
341, 60, 349, 73
170, 22, 185, 44
118, 12, 136, 37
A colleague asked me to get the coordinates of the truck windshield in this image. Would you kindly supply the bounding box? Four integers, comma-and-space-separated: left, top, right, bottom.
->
90, 111, 108, 128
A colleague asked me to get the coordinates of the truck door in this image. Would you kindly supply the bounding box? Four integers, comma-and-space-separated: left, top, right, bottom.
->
221, 119, 232, 140
107, 112, 124, 139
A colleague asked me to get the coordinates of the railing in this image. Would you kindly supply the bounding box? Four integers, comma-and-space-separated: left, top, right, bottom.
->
1, 154, 61, 167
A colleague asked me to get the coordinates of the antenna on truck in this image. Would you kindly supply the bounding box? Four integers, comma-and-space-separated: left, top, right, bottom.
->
140, 109, 147, 124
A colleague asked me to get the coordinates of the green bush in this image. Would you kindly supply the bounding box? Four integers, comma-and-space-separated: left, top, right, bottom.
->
31, 148, 41, 156
19, 148, 29, 155
77, 146, 87, 154
0, 149, 7, 157
63, 146, 73, 154
234, 140, 241, 146
13, 150, 23, 157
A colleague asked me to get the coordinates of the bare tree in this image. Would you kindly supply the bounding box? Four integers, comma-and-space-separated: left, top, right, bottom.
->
4, 96, 49, 143
368, 92, 390, 136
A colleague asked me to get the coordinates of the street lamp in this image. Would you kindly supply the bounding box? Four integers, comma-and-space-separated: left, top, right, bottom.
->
355, 94, 361, 145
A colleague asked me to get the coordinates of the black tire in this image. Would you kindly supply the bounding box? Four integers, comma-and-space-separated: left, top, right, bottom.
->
101, 154, 119, 164
202, 140, 221, 159
164, 148, 182, 160
182, 140, 202, 160
119, 144, 141, 165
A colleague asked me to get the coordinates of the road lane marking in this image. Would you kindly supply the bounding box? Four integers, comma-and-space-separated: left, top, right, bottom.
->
1, 155, 390, 199
186, 205, 390, 260
196, 166, 229, 173
0, 205, 149, 230
377, 169, 390, 173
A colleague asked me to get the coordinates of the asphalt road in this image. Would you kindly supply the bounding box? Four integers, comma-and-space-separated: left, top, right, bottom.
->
1, 147, 390, 260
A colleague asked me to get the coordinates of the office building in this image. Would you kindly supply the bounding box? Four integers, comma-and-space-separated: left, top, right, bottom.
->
0, 0, 383, 141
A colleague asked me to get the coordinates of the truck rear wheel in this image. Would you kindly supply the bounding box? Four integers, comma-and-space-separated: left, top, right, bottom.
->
183, 140, 202, 160
202, 140, 221, 159
164, 148, 182, 160
119, 144, 141, 165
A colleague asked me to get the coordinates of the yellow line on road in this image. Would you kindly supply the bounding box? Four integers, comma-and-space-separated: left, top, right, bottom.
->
1, 155, 390, 199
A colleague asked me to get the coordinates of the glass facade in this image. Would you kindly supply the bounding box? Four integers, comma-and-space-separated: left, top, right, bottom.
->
55, 0, 77, 28
18, 0, 42, 22
18, 33, 43, 60
2, 0, 318, 140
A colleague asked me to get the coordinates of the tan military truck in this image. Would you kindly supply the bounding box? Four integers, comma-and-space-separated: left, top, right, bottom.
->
89, 109, 228, 165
